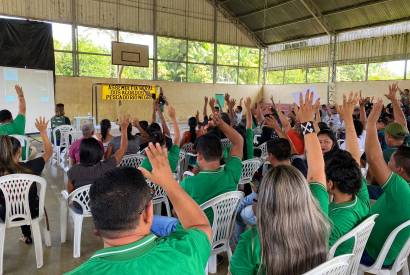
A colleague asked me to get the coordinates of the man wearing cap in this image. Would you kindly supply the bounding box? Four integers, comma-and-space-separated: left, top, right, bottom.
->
383, 122, 408, 163
68, 123, 103, 165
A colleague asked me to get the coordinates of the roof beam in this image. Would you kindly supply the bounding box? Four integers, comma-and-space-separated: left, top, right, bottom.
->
299, 0, 333, 35
264, 16, 410, 45
253, 0, 391, 33
236, 0, 298, 19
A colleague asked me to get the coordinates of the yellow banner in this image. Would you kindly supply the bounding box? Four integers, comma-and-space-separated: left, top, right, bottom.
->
101, 84, 158, 100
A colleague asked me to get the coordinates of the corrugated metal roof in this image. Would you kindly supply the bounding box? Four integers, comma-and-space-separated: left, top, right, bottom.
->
218, 0, 410, 45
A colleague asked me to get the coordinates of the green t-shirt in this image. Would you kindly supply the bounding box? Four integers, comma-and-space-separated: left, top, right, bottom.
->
366, 173, 410, 266
140, 145, 180, 172
246, 128, 254, 160
180, 156, 242, 222
229, 182, 329, 275
0, 114, 25, 135
65, 229, 210, 275
329, 178, 370, 256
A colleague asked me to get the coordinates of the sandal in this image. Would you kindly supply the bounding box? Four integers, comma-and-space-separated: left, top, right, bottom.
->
19, 236, 33, 245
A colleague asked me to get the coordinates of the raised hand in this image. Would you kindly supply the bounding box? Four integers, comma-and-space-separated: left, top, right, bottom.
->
385, 82, 399, 101
367, 99, 384, 125
264, 116, 280, 130
229, 98, 236, 109
15, 85, 24, 97
118, 115, 130, 130
138, 143, 175, 187
244, 97, 252, 111
209, 97, 216, 109
297, 90, 316, 123
35, 117, 49, 133
212, 112, 224, 127
204, 96, 208, 103
224, 93, 230, 102
167, 105, 176, 120
337, 92, 359, 121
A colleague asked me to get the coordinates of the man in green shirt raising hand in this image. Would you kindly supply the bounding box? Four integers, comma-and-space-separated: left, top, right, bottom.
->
0, 85, 26, 136
66, 143, 211, 275
361, 99, 410, 267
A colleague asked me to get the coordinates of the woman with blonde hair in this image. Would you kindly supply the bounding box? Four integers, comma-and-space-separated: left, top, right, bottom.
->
230, 91, 330, 275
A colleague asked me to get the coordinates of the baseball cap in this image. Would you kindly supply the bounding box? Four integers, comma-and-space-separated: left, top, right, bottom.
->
385, 122, 408, 139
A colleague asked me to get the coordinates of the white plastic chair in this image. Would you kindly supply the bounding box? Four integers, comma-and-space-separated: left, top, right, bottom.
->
52, 125, 74, 164
60, 185, 91, 258
0, 174, 51, 273
303, 254, 353, 275
328, 214, 379, 275
9, 135, 31, 162
238, 158, 261, 187
147, 181, 171, 217
358, 219, 410, 275
256, 142, 268, 159
221, 138, 232, 151
181, 143, 195, 154
118, 154, 146, 168
201, 191, 244, 274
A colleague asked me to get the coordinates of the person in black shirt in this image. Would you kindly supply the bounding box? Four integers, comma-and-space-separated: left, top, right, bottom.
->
0, 117, 52, 244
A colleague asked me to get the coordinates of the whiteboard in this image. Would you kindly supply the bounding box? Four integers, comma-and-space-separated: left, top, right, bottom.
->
0, 66, 55, 134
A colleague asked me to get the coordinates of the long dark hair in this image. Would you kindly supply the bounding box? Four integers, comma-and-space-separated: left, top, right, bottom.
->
188, 117, 197, 143
0, 136, 30, 176
79, 138, 104, 166
100, 119, 111, 142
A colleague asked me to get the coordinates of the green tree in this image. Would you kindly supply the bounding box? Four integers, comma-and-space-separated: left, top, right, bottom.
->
284, 69, 306, 83
336, 64, 366, 81
367, 62, 404, 80
238, 68, 259, 84
307, 67, 328, 83
266, 70, 284, 84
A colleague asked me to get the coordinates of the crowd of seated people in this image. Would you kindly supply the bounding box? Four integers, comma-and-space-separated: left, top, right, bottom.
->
0, 83, 409, 275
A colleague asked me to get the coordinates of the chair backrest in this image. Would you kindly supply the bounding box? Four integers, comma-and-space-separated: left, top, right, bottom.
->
181, 143, 194, 154
238, 158, 261, 186
0, 174, 47, 228
68, 184, 92, 217
257, 142, 268, 159
328, 214, 379, 274
200, 191, 244, 250
52, 125, 74, 147
221, 138, 232, 151
370, 219, 410, 272
9, 135, 31, 161
146, 180, 168, 204
303, 254, 353, 275
118, 154, 146, 168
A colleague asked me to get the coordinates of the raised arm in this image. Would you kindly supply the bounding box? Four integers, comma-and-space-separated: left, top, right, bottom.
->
35, 117, 52, 162
298, 92, 326, 185
203, 96, 209, 120
15, 85, 26, 115
359, 94, 368, 130
337, 92, 361, 165
386, 83, 407, 128
228, 98, 236, 126
213, 112, 244, 159
209, 97, 217, 114
276, 102, 292, 133
113, 116, 129, 163
365, 100, 391, 185
132, 117, 149, 144
151, 100, 157, 124
244, 97, 252, 130
167, 106, 180, 146
158, 108, 171, 137
139, 143, 211, 241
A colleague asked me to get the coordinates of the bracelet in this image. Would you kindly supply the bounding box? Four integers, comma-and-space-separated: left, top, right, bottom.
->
301, 121, 315, 136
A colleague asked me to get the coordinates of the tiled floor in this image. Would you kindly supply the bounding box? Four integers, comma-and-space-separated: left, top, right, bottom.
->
2, 164, 228, 274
